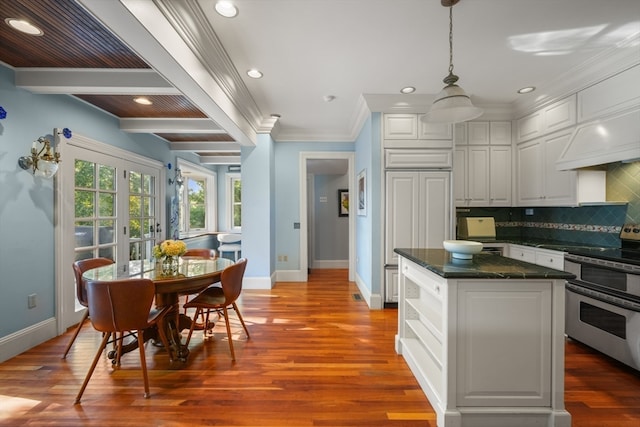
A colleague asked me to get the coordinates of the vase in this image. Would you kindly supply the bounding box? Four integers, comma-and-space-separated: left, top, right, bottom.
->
161, 256, 179, 276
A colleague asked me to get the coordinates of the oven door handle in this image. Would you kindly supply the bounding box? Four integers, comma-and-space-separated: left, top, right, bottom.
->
566, 281, 640, 312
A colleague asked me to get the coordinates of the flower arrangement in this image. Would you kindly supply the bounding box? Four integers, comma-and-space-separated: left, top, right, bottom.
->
153, 239, 187, 259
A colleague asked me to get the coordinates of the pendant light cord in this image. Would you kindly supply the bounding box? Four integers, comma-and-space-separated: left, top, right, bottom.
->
448, 5, 454, 75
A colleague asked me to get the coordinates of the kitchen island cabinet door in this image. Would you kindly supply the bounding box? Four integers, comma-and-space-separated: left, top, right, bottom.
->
456, 281, 552, 407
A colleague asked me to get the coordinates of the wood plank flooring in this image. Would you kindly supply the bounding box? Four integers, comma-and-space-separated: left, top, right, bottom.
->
0, 269, 639, 426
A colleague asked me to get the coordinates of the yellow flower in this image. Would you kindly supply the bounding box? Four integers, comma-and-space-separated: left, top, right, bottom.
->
153, 239, 187, 258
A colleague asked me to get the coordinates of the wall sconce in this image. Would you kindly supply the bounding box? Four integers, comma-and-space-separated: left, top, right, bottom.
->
169, 168, 184, 186
18, 128, 70, 178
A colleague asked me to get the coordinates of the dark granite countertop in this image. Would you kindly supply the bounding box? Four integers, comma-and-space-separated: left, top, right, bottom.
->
394, 248, 576, 279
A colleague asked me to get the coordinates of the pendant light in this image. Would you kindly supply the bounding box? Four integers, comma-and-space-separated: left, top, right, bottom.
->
423, 0, 482, 123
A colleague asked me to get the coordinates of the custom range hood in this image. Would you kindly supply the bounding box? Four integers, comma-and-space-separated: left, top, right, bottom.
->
556, 107, 640, 171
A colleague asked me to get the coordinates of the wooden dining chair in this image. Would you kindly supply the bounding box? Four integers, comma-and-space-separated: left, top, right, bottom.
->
181, 248, 218, 314
184, 258, 249, 361
74, 278, 172, 404
62, 257, 115, 359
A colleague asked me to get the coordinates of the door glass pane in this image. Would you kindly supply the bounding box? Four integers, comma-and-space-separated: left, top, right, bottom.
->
130, 171, 141, 193
75, 160, 95, 188
75, 190, 94, 218
74, 161, 117, 263
99, 193, 114, 216
99, 164, 115, 191
129, 218, 141, 239
128, 171, 158, 261
98, 220, 115, 244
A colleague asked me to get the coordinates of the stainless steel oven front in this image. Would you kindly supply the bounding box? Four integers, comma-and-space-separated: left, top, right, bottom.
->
564, 255, 640, 371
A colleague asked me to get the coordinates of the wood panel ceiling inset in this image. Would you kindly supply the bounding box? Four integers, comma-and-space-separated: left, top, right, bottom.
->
158, 133, 236, 142
75, 95, 207, 118
0, 0, 148, 68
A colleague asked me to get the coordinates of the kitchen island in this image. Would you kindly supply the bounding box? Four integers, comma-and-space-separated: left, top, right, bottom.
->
394, 248, 575, 427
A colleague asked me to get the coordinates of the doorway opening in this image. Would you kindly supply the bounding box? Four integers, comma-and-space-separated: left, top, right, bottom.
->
299, 152, 355, 283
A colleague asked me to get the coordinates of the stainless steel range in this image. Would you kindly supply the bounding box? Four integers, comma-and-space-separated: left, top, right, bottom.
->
564, 223, 640, 370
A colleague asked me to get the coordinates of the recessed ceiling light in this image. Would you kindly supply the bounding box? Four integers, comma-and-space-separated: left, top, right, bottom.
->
247, 69, 263, 79
133, 96, 153, 105
400, 86, 416, 94
518, 86, 536, 94
215, 1, 238, 18
270, 113, 281, 118
5, 18, 44, 36
323, 95, 336, 102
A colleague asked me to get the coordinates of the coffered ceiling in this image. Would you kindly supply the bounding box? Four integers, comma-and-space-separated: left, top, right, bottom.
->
1, 0, 639, 166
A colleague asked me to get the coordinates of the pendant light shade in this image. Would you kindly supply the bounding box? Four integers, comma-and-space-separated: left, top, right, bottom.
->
423, 0, 482, 124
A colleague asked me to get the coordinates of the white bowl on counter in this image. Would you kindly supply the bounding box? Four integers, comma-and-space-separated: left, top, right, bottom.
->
443, 240, 483, 259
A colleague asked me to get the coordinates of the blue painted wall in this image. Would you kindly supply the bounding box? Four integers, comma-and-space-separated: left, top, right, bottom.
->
354, 113, 382, 296
273, 140, 355, 271
0, 64, 199, 338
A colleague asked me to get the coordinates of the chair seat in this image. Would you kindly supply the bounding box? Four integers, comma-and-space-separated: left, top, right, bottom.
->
184, 286, 225, 308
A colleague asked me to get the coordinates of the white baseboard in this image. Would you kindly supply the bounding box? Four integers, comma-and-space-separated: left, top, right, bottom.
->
311, 260, 349, 269
276, 269, 306, 282
355, 272, 383, 309
0, 318, 57, 363
243, 274, 274, 290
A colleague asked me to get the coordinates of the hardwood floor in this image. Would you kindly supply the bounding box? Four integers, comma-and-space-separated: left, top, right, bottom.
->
0, 269, 638, 426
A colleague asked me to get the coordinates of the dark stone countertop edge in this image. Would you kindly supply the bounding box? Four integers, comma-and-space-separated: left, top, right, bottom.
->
395, 248, 576, 280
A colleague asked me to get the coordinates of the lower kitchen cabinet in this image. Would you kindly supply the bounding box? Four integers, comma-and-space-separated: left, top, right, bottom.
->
508, 244, 565, 270
396, 255, 570, 427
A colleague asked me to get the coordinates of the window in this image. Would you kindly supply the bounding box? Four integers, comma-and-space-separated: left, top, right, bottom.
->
227, 173, 241, 231
177, 159, 217, 237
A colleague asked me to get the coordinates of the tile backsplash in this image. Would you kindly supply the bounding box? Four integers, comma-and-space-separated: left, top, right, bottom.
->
457, 161, 639, 248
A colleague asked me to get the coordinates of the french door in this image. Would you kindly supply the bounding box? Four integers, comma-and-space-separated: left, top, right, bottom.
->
55, 132, 165, 333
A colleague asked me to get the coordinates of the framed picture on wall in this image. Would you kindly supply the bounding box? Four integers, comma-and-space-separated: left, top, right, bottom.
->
357, 169, 366, 216
338, 189, 349, 217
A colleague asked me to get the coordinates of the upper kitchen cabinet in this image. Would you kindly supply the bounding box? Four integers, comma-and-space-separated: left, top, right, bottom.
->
453, 121, 512, 207
516, 130, 577, 206
455, 121, 512, 145
516, 95, 577, 144
383, 114, 452, 149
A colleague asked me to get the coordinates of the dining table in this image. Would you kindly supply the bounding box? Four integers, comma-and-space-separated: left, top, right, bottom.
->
82, 256, 234, 363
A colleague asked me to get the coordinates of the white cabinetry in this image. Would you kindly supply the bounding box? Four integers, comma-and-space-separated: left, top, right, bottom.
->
396, 256, 569, 427
383, 113, 453, 304
507, 244, 565, 271
385, 171, 451, 266
454, 121, 512, 207
516, 95, 576, 143
383, 114, 452, 148
578, 64, 640, 122
516, 130, 577, 206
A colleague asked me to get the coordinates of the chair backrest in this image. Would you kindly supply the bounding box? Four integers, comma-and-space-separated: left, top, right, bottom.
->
220, 258, 248, 305
86, 278, 156, 333
183, 248, 217, 258
72, 257, 114, 307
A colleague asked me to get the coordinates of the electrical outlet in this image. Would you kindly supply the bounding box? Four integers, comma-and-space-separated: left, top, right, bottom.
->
28, 293, 37, 309
283, 255, 288, 262
278, 255, 283, 262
